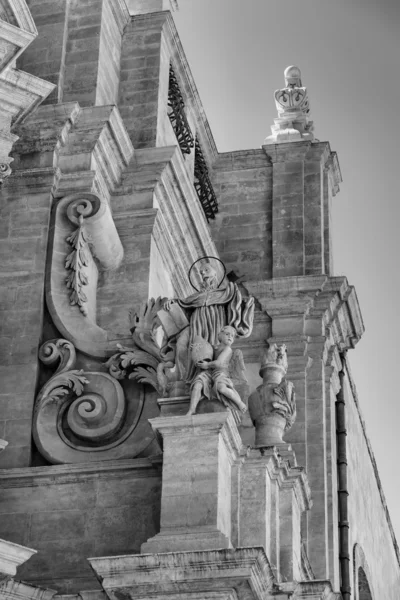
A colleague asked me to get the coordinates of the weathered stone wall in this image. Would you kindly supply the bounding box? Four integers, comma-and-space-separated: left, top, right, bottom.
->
0, 461, 161, 592
0, 180, 53, 469
19, 0, 128, 106
17, 0, 69, 104
210, 150, 273, 282
344, 368, 400, 599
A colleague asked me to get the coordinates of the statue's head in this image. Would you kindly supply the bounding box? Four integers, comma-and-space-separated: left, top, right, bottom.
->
199, 262, 218, 290
218, 325, 236, 346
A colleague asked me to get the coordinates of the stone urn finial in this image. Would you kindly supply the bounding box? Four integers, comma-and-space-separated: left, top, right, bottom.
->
249, 343, 296, 446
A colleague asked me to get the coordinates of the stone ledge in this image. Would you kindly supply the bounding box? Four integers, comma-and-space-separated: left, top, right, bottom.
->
0, 457, 162, 488
89, 547, 275, 600
0, 539, 36, 579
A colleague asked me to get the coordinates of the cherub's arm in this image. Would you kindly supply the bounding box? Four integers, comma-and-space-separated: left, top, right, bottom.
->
197, 345, 232, 370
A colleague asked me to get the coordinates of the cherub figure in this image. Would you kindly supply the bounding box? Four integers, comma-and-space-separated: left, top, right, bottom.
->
187, 325, 247, 416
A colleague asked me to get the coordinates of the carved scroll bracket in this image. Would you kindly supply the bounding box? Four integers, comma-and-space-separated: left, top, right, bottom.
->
33, 339, 156, 464
46, 192, 124, 358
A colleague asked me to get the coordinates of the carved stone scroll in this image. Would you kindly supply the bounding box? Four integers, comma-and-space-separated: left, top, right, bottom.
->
33, 339, 157, 464
46, 192, 124, 358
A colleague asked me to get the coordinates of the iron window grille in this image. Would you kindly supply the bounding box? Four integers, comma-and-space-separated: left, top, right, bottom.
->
168, 64, 195, 155
194, 137, 219, 221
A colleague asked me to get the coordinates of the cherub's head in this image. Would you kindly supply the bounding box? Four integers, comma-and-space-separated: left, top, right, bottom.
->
218, 325, 236, 346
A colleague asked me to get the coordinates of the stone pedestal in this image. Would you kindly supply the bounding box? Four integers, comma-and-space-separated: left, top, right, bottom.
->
141, 411, 242, 553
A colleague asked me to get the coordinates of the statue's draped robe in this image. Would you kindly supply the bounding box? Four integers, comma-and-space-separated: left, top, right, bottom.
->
177, 282, 254, 381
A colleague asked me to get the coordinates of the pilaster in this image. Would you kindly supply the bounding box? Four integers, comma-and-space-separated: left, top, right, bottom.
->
263, 142, 342, 279
246, 275, 364, 581
239, 446, 312, 583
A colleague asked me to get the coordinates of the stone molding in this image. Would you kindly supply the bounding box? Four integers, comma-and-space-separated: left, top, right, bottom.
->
89, 547, 275, 600
0, 0, 55, 179
128, 0, 179, 14
116, 145, 218, 299
0, 580, 55, 600
108, 0, 130, 33
12, 103, 133, 199
0, 540, 36, 580
0, 457, 161, 488
0, 0, 37, 33
278, 580, 340, 599
149, 411, 243, 463
246, 275, 364, 353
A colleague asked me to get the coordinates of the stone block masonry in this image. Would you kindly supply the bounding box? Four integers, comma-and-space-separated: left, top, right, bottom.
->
0, 460, 161, 592
0, 183, 53, 468
19, 0, 130, 106
211, 149, 273, 282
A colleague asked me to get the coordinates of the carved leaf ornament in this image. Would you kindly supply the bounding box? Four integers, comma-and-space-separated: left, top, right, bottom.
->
64, 197, 99, 316
33, 339, 151, 464
106, 297, 175, 397
65, 214, 90, 315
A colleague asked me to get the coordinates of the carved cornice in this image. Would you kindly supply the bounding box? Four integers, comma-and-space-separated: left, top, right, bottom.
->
0, 458, 161, 488
0, 0, 55, 178
246, 275, 364, 356
116, 145, 219, 299
107, 0, 130, 34
89, 547, 275, 600
0, 0, 37, 35
0, 580, 55, 600
12, 103, 133, 198
0, 539, 36, 580
280, 579, 341, 599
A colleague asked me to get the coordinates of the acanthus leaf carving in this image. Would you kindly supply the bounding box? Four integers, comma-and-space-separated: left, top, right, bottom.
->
64, 196, 100, 317
65, 214, 91, 315
106, 297, 176, 397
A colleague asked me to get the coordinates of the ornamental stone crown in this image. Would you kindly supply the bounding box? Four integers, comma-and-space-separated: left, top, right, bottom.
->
264, 65, 314, 145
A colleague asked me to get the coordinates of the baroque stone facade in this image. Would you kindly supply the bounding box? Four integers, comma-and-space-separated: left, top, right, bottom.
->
0, 1, 399, 600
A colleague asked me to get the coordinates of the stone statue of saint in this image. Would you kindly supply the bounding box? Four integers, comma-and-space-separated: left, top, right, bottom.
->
187, 325, 248, 416
163, 260, 254, 386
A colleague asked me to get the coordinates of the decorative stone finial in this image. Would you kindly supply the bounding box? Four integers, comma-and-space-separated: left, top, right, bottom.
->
248, 343, 296, 445
264, 65, 314, 145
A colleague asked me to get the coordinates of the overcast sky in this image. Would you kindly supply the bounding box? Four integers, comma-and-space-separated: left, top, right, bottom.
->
174, 0, 400, 539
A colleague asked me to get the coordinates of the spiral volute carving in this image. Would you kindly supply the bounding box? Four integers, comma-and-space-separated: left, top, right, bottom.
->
33, 339, 153, 464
